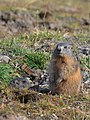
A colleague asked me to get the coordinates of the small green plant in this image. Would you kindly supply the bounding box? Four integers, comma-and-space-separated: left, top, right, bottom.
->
80, 56, 90, 69
24, 52, 50, 69
77, 34, 90, 43
0, 63, 14, 85
9, 45, 28, 56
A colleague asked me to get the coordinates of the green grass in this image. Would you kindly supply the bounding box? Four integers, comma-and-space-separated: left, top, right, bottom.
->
0, 63, 14, 85
24, 52, 50, 69
81, 57, 90, 69
15, 31, 63, 44
0, 31, 62, 48
77, 34, 90, 42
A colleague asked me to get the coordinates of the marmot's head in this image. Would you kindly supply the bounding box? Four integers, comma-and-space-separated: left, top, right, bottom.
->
53, 42, 73, 58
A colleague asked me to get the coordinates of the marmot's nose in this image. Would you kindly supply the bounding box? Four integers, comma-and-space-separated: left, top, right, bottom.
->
57, 46, 63, 52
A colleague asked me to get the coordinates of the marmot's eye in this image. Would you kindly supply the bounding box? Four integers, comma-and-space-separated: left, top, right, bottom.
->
64, 46, 67, 49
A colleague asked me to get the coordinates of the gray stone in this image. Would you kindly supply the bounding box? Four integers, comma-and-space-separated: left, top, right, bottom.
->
0, 55, 10, 63
9, 77, 34, 89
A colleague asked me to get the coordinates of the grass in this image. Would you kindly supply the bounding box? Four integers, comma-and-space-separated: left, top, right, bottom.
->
81, 57, 90, 69
0, 63, 14, 85
24, 52, 50, 69
0, 88, 90, 119
77, 33, 90, 42
0, 31, 62, 48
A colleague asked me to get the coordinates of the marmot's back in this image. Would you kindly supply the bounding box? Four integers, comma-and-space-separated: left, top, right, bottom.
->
48, 42, 82, 95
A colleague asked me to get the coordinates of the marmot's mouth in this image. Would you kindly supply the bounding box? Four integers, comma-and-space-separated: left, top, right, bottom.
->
59, 54, 69, 59
59, 53, 65, 57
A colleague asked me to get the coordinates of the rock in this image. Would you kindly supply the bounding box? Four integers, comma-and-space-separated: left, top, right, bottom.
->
9, 68, 50, 94
39, 83, 49, 93
79, 47, 90, 55
0, 10, 35, 36
7, 20, 18, 33
0, 55, 10, 63
28, 69, 50, 93
38, 70, 50, 93
9, 77, 34, 89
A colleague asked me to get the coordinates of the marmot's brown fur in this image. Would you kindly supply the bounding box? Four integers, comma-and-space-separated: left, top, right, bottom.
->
48, 42, 82, 95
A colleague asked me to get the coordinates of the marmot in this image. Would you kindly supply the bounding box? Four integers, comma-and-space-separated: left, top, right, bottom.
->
48, 42, 82, 95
